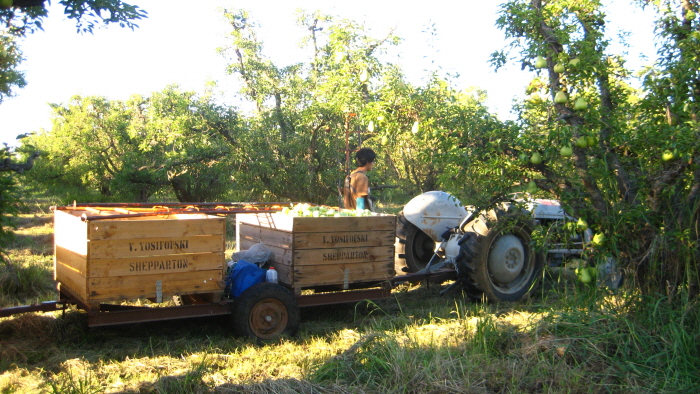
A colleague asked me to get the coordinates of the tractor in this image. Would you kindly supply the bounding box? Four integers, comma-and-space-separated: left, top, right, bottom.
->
394, 191, 601, 302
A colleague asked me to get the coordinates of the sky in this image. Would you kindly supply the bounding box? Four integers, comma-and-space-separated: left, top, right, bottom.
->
0, 0, 657, 146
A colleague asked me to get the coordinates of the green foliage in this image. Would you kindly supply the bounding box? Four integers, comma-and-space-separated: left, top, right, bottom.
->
491, 0, 700, 299
21, 86, 238, 202
0, 0, 146, 102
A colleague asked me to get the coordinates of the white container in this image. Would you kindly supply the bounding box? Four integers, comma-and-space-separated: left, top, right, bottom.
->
266, 267, 278, 284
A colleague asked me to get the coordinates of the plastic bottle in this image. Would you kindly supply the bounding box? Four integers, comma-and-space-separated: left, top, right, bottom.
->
266, 266, 278, 284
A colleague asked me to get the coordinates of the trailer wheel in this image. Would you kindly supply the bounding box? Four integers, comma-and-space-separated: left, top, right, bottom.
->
459, 211, 544, 302
232, 283, 300, 340
395, 212, 435, 272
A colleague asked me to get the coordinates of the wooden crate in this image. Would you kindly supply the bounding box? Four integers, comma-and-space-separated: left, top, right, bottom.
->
54, 210, 225, 309
236, 213, 397, 291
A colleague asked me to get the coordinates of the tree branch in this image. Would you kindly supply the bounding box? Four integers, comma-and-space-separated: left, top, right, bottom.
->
0, 151, 39, 173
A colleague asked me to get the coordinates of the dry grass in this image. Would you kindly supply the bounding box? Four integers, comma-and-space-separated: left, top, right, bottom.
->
0, 209, 697, 394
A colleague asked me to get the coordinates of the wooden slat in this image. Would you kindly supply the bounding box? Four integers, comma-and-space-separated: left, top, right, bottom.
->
55, 261, 88, 301
292, 215, 396, 233
293, 246, 395, 266
293, 261, 394, 286
87, 216, 224, 240
87, 270, 223, 302
237, 213, 397, 233
237, 223, 293, 249
88, 235, 224, 259
294, 230, 395, 249
56, 246, 88, 275
54, 210, 88, 255
87, 252, 224, 277
239, 238, 293, 265
237, 213, 294, 231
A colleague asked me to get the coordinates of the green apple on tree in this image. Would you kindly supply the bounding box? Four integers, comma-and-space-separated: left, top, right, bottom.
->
534, 56, 547, 69
359, 69, 369, 83
592, 233, 606, 246
686, 10, 696, 21
518, 153, 529, 163
553, 63, 565, 73
586, 136, 597, 147
569, 58, 581, 67
576, 136, 588, 148
662, 150, 675, 161
577, 218, 588, 231
380, 136, 388, 145
530, 152, 542, 164
411, 121, 420, 134
554, 91, 568, 104
574, 97, 588, 110
526, 180, 538, 194
367, 121, 375, 132
560, 145, 573, 157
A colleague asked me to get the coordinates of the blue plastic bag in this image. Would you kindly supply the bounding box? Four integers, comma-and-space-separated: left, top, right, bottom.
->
226, 260, 266, 298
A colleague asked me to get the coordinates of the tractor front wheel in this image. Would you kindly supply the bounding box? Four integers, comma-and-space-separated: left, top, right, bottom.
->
459, 212, 544, 302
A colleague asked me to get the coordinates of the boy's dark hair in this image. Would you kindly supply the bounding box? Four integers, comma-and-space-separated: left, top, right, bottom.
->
355, 148, 376, 167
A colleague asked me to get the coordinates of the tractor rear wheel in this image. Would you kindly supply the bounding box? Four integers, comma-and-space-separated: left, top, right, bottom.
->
395, 212, 436, 272
458, 211, 544, 302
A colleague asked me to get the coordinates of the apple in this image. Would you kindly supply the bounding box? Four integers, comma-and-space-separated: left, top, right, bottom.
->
334, 51, 346, 63
412, 121, 420, 134
368, 121, 375, 132
662, 150, 675, 161
577, 267, 593, 283
577, 218, 588, 231
592, 233, 606, 246
560, 145, 573, 157
535, 56, 547, 69
586, 136, 597, 147
686, 10, 696, 21
377, 115, 384, 121
569, 58, 581, 67
519, 153, 529, 163
588, 266, 597, 279
526, 180, 538, 194
574, 97, 588, 110
576, 136, 588, 148
0, 46, 6, 58
530, 152, 542, 165
359, 69, 369, 83
554, 91, 568, 104
553, 63, 565, 73
380, 136, 388, 145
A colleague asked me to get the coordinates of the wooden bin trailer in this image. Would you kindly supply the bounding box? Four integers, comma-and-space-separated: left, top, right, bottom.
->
0, 203, 456, 340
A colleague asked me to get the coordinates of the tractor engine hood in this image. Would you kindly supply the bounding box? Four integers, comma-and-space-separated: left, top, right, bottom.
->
402, 191, 471, 242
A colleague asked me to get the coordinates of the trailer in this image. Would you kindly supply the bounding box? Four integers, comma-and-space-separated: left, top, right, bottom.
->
0, 202, 456, 340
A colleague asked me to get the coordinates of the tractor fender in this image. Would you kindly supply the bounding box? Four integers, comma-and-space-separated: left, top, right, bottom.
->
402, 191, 471, 242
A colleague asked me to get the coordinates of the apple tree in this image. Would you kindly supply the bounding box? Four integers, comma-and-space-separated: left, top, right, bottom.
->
218, 9, 401, 204
21, 86, 239, 202
491, 0, 700, 298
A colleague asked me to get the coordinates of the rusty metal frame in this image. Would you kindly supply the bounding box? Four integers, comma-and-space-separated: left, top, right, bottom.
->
296, 287, 392, 307
0, 301, 68, 318
87, 303, 234, 327
51, 202, 296, 221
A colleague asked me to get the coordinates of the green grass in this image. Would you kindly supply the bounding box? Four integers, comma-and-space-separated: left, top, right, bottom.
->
1, 206, 699, 393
